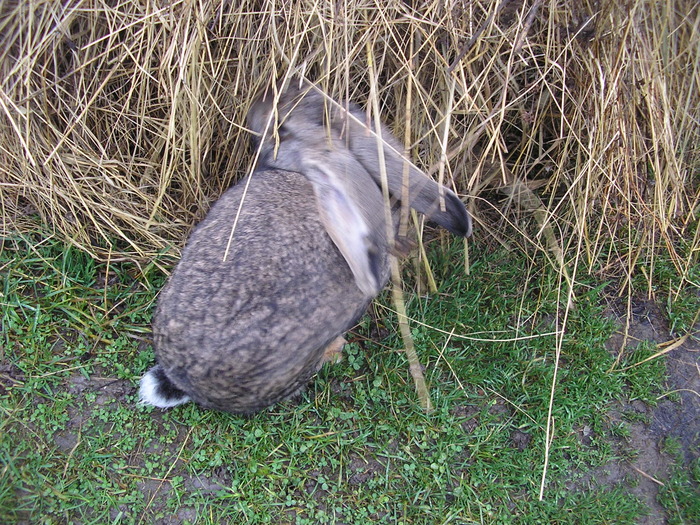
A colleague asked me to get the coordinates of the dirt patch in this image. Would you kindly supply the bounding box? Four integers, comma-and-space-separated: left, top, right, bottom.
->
583, 299, 700, 524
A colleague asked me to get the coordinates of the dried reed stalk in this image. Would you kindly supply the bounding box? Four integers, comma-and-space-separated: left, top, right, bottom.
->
1, 1, 696, 279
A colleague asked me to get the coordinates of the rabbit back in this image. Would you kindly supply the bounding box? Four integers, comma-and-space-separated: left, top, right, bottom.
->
152, 169, 383, 413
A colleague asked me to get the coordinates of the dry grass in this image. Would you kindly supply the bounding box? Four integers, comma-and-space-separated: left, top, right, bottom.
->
1, 0, 698, 287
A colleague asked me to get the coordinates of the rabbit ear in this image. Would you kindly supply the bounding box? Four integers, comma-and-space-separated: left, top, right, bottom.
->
247, 85, 387, 296
334, 105, 472, 238
304, 160, 385, 297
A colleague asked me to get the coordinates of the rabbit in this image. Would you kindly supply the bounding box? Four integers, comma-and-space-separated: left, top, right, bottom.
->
138, 82, 472, 414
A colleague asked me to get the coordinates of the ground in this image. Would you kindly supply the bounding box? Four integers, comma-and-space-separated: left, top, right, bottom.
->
1, 240, 698, 524
16, 299, 696, 524
592, 300, 699, 525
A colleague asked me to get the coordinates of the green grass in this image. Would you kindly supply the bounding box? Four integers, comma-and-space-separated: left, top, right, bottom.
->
657, 438, 700, 525
1, 232, 697, 524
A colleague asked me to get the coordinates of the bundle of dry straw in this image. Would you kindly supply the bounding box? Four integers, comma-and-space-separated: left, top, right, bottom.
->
1, 0, 698, 290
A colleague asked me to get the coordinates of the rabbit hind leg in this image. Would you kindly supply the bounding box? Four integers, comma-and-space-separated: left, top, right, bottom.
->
322, 336, 347, 364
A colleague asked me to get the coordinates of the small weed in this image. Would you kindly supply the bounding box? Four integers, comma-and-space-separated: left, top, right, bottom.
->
658, 458, 700, 525
660, 436, 684, 459
622, 409, 652, 425
609, 422, 631, 440
619, 341, 668, 405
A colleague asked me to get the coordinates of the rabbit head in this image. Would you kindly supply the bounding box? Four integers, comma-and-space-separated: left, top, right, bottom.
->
248, 85, 388, 297
247, 82, 472, 294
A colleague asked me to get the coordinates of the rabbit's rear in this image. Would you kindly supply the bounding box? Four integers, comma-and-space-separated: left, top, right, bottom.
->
142, 169, 376, 413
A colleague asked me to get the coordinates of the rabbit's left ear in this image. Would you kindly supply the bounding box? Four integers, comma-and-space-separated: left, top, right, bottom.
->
304, 161, 385, 297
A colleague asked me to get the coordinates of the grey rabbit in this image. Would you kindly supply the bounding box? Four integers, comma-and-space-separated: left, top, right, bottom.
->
138, 82, 472, 414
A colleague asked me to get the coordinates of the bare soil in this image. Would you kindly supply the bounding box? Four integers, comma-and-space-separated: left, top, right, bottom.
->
588, 299, 699, 524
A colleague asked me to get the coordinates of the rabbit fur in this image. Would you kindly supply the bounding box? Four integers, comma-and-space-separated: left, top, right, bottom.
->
138, 82, 472, 414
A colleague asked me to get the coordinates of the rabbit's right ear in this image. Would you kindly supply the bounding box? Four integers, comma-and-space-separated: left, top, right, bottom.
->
336, 106, 472, 238
304, 160, 385, 298
247, 84, 385, 297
